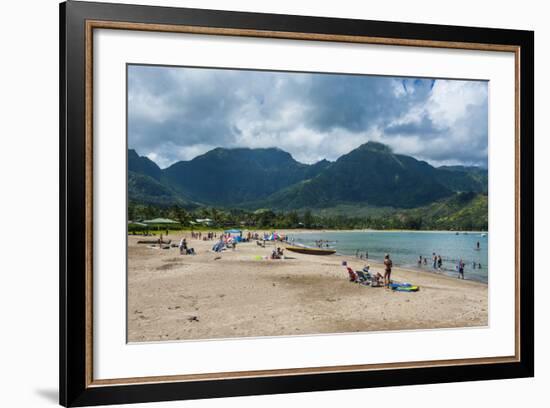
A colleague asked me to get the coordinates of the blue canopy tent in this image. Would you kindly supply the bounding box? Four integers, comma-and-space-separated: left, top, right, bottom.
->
224, 229, 243, 242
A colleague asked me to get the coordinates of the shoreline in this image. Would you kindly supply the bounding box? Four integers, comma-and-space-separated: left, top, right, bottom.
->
283, 230, 488, 284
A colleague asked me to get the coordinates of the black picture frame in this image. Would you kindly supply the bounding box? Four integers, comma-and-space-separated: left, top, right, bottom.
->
60, 1, 534, 406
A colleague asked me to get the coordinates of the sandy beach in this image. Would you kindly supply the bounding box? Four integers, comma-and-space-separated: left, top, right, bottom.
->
127, 232, 488, 342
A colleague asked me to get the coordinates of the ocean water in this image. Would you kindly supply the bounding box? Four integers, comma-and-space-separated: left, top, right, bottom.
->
288, 231, 488, 283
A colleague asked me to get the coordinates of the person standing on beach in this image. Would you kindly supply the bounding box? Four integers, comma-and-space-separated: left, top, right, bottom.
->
383, 253, 393, 287
432, 253, 437, 269
437, 255, 443, 270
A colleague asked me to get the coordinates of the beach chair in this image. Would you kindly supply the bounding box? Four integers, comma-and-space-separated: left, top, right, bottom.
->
356, 270, 371, 285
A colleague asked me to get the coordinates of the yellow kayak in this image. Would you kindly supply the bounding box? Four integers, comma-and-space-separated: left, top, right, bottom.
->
285, 246, 336, 256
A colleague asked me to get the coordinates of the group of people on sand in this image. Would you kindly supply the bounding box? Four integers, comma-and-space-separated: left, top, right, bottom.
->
270, 247, 285, 259
211, 233, 243, 253
343, 253, 393, 288
190, 231, 218, 241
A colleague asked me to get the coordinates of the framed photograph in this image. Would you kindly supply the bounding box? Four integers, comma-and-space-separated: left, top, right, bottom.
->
60, 1, 534, 406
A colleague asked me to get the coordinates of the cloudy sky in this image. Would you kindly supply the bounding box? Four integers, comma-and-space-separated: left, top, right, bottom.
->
128, 64, 488, 169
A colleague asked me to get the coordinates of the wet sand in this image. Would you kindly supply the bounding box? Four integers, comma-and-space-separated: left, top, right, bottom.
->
127, 232, 488, 342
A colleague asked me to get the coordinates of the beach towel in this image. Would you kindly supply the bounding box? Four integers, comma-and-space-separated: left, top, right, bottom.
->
393, 285, 419, 292
389, 282, 419, 292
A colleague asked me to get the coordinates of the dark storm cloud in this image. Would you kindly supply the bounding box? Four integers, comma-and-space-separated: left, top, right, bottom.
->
385, 115, 441, 137
127, 65, 487, 168
304, 76, 436, 133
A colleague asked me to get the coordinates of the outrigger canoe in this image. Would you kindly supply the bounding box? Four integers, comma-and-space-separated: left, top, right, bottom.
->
286, 246, 336, 256
137, 239, 171, 245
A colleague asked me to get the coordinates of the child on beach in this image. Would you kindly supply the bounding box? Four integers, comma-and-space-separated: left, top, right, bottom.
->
370, 268, 384, 287
342, 261, 358, 282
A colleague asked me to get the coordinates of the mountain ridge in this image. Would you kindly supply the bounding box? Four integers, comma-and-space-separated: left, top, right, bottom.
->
128, 143, 487, 210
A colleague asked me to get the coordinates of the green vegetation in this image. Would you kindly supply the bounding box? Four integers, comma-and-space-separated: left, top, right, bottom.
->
129, 192, 487, 231
379, 192, 488, 231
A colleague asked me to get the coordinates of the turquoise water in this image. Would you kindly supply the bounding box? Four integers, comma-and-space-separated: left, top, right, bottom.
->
288, 231, 488, 283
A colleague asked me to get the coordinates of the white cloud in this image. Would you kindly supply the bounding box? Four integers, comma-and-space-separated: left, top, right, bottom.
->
128, 65, 487, 168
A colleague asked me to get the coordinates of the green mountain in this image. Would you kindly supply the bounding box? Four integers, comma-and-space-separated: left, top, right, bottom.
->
128, 149, 162, 180
128, 171, 194, 207
259, 142, 455, 209
436, 165, 488, 193
302, 191, 488, 230
127, 144, 488, 222
395, 192, 488, 230
161, 147, 330, 205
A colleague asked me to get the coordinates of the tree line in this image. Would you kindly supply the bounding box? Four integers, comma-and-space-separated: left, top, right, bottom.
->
128, 201, 487, 231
